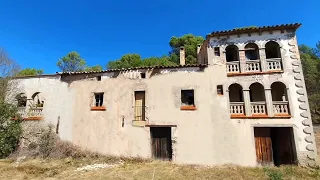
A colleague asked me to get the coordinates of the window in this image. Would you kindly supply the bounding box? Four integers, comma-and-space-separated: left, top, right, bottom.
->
96, 76, 101, 81
94, 93, 104, 107
181, 90, 195, 106
217, 85, 223, 95
141, 72, 146, 79
214, 47, 220, 56
134, 91, 146, 121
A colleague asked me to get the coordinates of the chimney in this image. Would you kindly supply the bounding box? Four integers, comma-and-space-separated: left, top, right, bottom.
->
197, 44, 201, 54
180, 46, 185, 65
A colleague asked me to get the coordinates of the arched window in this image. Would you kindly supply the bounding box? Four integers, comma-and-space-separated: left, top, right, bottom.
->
229, 83, 245, 116
229, 83, 243, 102
265, 41, 281, 59
226, 45, 239, 62
31, 92, 44, 107
271, 82, 290, 115
15, 93, 27, 107
245, 43, 259, 60
226, 45, 240, 73
249, 83, 265, 102
249, 83, 267, 115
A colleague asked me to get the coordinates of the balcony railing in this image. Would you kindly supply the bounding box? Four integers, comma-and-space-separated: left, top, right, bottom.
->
230, 102, 245, 115
251, 102, 266, 115
133, 106, 146, 121
17, 107, 27, 117
266, 58, 282, 71
273, 101, 289, 115
226, 61, 240, 73
245, 60, 261, 72
17, 107, 43, 118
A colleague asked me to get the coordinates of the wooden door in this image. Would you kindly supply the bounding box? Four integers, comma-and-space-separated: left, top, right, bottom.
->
254, 127, 273, 165
151, 127, 172, 160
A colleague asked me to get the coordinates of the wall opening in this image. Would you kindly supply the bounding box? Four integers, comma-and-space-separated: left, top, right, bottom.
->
134, 91, 146, 121
226, 45, 239, 62
271, 82, 288, 101
245, 43, 259, 60
94, 93, 104, 107
229, 83, 243, 102
265, 41, 281, 59
181, 90, 195, 106
141, 72, 146, 79
214, 47, 220, 56
150, 127, 172, 160
249, 83, 265, 102
16, 93, 27, 107
254, 127, 297, 166
217, 85, 223, 95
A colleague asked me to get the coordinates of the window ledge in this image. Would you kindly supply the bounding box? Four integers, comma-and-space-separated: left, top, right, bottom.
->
24, 117, 43, 121
227, 71, 283, 77
91, 106, 106, 111
180, 106, 197, 111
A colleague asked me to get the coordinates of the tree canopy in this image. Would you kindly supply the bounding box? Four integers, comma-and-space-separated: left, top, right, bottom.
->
299, 41, 320, 124
107, 34, 204, 69
168, 34, 204, 64
57, 51, 86, 72
15, 68, 44, 77
84, 65, 103, 72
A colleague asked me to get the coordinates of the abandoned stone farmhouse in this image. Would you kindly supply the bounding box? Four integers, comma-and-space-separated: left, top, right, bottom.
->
7, 23, 317, 167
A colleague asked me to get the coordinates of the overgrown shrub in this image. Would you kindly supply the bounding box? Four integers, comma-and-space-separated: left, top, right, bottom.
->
0, 103, 22, 158
264, 167, 283, 180
38, 125, 56, 158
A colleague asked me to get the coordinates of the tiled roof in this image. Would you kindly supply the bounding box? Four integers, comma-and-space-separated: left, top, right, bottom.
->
207, 23, 301, 37
56, 64, 208, 75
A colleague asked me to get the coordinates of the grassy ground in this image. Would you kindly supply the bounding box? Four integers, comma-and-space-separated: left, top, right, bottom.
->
1, 157, 320, 180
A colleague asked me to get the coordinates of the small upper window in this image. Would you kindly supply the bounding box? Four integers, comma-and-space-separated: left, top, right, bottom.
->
96, 76, 102, 81
141, 72, 146, 79
214, 47, 220, 56
94, 93, 104, 107
181, 90, 195, 106
217, 85, 223, 95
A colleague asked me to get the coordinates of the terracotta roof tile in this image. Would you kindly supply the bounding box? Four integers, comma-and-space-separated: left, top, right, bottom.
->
207, 23, 301, 38
56, 64, 208, 75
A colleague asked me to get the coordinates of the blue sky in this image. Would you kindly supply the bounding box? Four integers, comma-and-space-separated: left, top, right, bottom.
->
0, 0, 319, 74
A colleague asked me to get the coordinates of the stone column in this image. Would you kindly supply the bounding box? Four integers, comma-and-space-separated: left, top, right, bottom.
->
243, 89, 251, 116
264, 88, 274, 117
239, 50, 246, 73
259, 48, 267, 72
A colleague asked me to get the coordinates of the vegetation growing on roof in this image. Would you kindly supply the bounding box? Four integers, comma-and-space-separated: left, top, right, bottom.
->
233, 26, 258, 30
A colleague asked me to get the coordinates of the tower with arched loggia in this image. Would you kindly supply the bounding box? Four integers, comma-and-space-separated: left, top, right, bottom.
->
197, 23, 317, 167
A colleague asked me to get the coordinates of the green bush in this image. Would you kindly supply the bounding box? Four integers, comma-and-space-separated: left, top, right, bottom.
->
264, 167, 283, 180
0, 103, 22, 158
38, 125, 56, 158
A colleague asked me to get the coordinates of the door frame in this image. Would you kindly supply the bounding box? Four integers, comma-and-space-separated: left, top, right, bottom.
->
251, 124, 298, 166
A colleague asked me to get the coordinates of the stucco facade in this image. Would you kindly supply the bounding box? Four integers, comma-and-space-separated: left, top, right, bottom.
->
8, 23, 317, 166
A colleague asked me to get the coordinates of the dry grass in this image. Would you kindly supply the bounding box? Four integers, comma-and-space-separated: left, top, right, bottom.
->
0, 158, 319, 180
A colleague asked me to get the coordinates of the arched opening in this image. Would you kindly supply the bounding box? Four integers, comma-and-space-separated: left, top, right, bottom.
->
31, 92, 44, 107
226, 45, 240, 73
271, 82, 290, 115
226, 45, 239, 62
265, 41, 283, 71
15, 93, 27, 107
245, 43, 259, 60
229, 83, 243, 102
249, 83, 267, 115
265, 41, 281, 59
229, 83, 245, 116
244, 43, 261, 72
